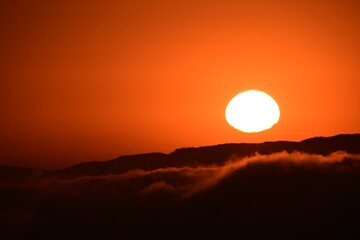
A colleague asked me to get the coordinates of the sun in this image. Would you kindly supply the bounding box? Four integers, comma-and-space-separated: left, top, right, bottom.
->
225, 90, 280, 133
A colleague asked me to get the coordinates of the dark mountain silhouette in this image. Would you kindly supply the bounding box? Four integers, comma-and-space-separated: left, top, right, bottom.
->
1, 133, 360, 239
52, 153, 169, 179
0, 133, 358, 181
52, 133, 360, 179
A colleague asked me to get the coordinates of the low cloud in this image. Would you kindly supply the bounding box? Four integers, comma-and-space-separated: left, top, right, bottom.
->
1, 151, 360, 238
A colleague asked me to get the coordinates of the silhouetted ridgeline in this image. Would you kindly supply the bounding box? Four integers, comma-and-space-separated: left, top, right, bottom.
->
1, 133, 360, 239
52, 133, 360, 178
0, 134, 358, 180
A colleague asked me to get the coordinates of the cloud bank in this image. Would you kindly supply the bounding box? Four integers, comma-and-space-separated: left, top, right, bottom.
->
1, 151, 360, 238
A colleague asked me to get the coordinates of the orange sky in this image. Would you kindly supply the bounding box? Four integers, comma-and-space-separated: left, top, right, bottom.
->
1, 0, 359, 169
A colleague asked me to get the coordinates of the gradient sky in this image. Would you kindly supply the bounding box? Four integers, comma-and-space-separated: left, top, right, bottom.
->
1, 0, 359, 169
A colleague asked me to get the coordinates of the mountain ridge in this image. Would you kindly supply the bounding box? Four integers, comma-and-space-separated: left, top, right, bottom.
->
1, 134, 360, 239
1, 133, 359, 180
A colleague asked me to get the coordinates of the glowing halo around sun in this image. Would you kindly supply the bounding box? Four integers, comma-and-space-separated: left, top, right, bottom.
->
225, 90, 280, 133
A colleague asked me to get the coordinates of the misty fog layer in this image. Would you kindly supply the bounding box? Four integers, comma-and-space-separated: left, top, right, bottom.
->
1, 151, 360, 238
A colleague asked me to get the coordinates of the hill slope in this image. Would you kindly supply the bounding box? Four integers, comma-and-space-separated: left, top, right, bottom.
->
53, 133, 360, 178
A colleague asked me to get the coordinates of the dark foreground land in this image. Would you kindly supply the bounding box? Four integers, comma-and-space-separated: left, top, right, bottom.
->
0, 134, 360, 239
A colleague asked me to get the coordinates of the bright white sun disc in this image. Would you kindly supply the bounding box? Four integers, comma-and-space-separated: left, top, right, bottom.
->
225, 90, 280, 133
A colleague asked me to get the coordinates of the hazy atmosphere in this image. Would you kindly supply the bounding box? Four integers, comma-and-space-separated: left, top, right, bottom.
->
1, 0, 360, 169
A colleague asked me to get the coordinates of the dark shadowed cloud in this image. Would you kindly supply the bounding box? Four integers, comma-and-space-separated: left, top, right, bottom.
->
1, 151, 360, 238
